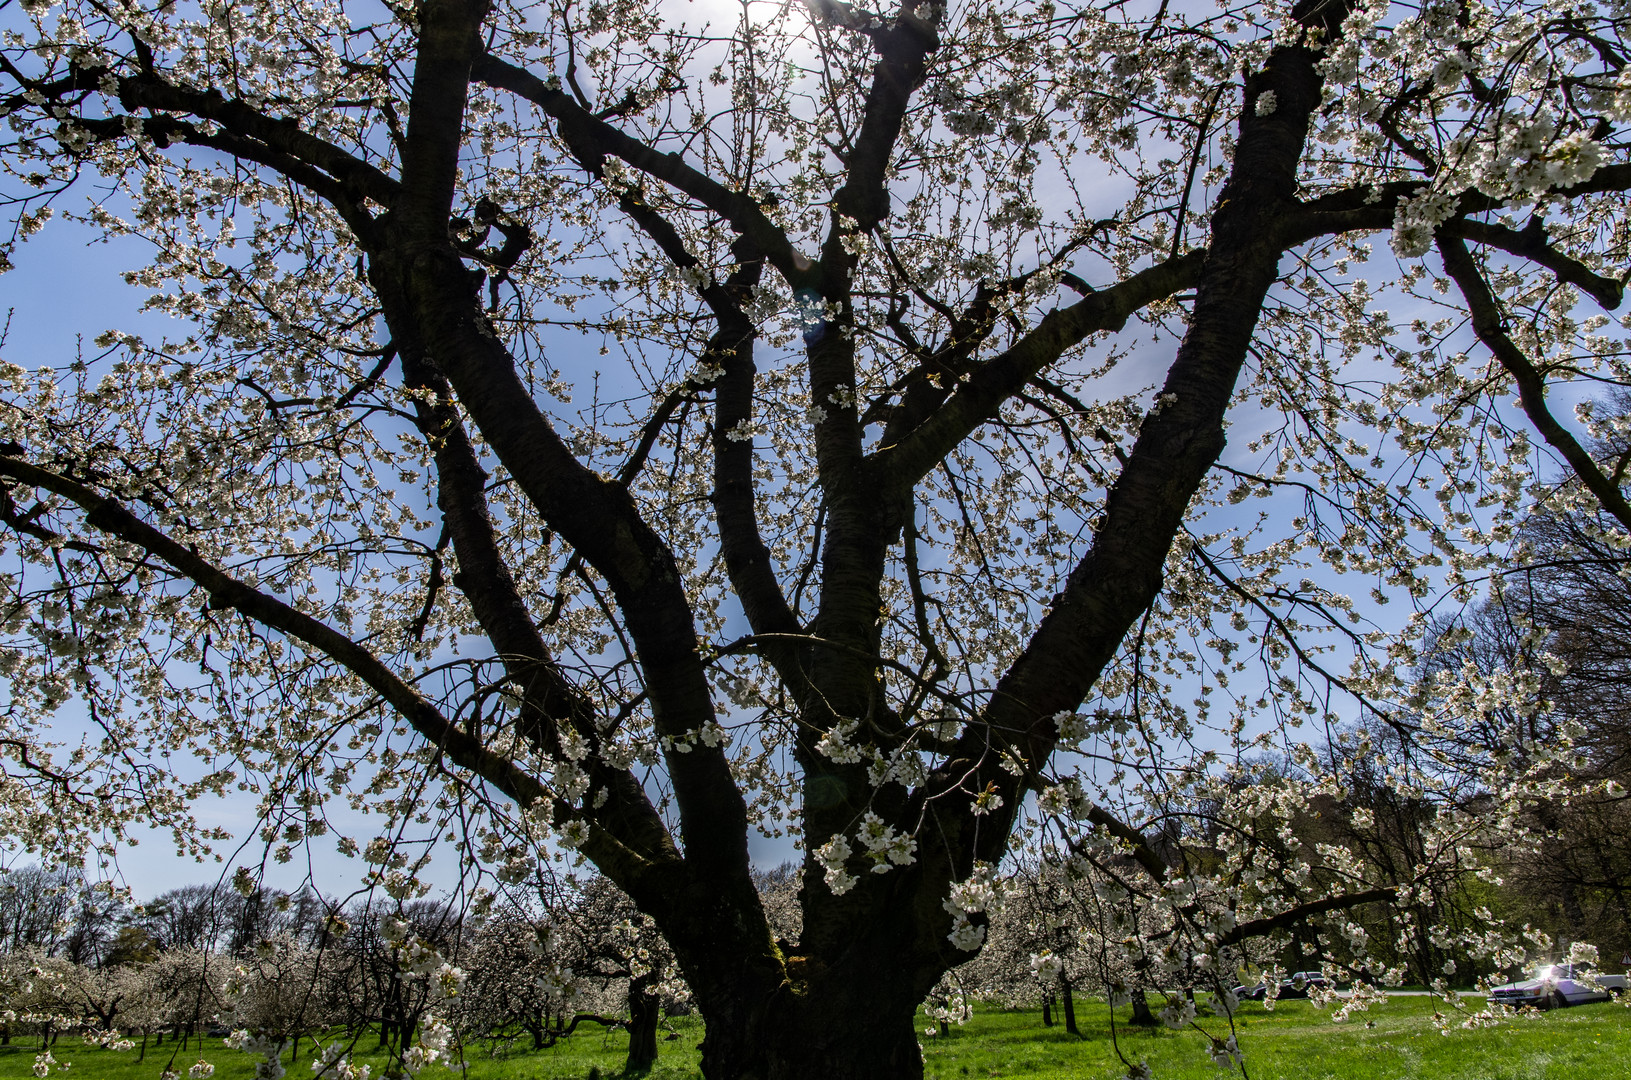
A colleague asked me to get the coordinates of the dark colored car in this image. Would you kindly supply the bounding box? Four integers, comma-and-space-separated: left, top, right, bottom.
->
1232, 971, 1331, 1001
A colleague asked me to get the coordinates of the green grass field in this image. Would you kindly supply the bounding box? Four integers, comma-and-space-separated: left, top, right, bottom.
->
2, 996, 1628, 1080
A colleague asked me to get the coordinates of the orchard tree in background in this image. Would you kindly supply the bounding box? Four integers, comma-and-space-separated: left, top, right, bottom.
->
9, 0, 1631, 1073
1386, 417, 1631, 967
321, 898, 461, 1060
453, 904, 557, 1051
545, 875, 687, 1073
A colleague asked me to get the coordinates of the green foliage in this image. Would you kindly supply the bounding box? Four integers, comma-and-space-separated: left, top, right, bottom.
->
1, 1000, 1630, 1080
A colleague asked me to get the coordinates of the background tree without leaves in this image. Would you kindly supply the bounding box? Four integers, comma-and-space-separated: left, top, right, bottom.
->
10, 0, 1631, 1073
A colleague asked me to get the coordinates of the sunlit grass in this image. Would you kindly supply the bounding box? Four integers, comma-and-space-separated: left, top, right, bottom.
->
1, 996, 1628, 1079
919, 997, 1631, 1080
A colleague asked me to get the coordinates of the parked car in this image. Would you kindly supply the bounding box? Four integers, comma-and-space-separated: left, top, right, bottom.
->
1231, 971, 1332, 1001
1277, 971, 1332, 998
1488, 963, 1629, 1009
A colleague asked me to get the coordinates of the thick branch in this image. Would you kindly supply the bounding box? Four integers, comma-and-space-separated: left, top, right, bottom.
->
1082, 804, 1171, 883
1284, 164, 1631, 248
704, 259, 805, 649
470, 53, 812, 287
357, 15, 779, 994
831, 17, 938, 230
1214, 888, 1397, 948
73, 115, 360, 217
0, 455, 546, 809
876, 250, 1205, 494
113, 71, 399, 208
373, 246, 753, 875
1437, 232, 1631, 533
874, 277, 1012, 452
401, 350, 682, 875
393, 0, 490, 234
1452, 219, 1623, 310
569, 178, 803, 669
912, 7, 1354, 881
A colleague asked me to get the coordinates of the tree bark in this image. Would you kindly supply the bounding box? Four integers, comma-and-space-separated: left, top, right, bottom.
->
625, 978, 661, 1073
1041, 994, 1053, 1027
696, 981, 929, 1080
1128, 991, 1158, 1027
1061, 979, 1079, 1037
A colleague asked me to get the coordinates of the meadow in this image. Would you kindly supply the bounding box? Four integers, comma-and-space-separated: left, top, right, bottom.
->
2, 996, 1628, 1080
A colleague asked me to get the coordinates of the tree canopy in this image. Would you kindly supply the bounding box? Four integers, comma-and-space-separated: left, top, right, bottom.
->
4, 0, 1631, 1073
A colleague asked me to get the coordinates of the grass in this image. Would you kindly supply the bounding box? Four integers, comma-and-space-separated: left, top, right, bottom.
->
919, 996, 1631, 1080
1, 996, 1629, 1079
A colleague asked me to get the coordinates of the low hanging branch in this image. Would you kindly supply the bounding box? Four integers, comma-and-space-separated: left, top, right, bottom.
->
0, 453, 549, 810
1438, 231, 1631, 533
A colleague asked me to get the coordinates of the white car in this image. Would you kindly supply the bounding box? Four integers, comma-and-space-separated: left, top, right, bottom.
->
1487, 963, 1628, 1009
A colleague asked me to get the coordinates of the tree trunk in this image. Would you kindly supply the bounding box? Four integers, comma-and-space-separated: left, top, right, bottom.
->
1561, 882, 1589, 940
1610, 884, 1631, 959
1061, 979, 1079, 1037
625, 978, 661, 1074
1041, 994, 1053, 1027
1128, 991, 1158, 1027
691, 974, 930, 1080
